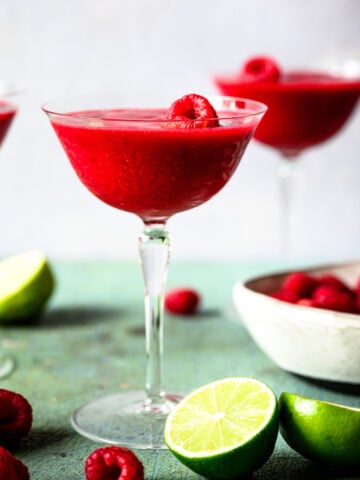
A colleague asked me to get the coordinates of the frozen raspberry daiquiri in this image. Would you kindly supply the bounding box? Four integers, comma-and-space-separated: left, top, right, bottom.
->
214, 56, 360, 156
42, 93, 266, 449
48, 96, 261, 222
214, 57, 360, 256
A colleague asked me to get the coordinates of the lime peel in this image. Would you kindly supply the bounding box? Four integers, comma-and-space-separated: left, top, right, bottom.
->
280, 392, 360, 467
0, 250, 55, 322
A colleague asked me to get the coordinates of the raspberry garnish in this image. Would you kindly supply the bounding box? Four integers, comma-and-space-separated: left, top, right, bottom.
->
282, 272, 317, 299
239, 56, 281, 82
165, 287, 201, 315
0, 446, 29, 480
0, 389, 33, 446
85, 446, 144, 480
165, 94, 219, 128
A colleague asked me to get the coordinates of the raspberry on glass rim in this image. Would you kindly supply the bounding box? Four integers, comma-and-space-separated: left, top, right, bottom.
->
43, 92, 266, 449
239, 56, 281, 83
165, 93, 219, 128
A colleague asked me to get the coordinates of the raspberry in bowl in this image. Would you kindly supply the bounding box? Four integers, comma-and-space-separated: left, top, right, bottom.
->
232, 261, 360, 384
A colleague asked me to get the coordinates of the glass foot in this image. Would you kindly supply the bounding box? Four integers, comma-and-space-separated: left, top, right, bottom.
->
71, 390, 183, 449
0, 353, 15, 378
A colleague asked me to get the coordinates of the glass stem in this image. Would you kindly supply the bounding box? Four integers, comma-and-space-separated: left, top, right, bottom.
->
138, 223, 170, 407
278, 154, 299, 263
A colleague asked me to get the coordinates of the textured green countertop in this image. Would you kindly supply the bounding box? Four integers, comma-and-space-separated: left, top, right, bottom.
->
2, 259, 359, 479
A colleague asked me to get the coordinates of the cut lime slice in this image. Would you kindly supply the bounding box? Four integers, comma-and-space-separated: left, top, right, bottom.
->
0, 250, 55, 322
280, 392, 360, 467
164, 377, 279, 479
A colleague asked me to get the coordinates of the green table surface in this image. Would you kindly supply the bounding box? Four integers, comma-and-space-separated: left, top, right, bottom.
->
2, 259, 359, 479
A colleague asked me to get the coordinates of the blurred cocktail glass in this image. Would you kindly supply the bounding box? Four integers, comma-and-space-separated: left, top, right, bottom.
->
214, 57, 360, 259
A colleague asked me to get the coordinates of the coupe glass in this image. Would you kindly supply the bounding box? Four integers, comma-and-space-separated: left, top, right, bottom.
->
0, 83, 19, 378
42, 95, 266, 449
214, 64, 360, 259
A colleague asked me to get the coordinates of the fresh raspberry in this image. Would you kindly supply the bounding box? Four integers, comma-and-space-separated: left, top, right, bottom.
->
239, 56, 281, 82
312, 285, 357, 314
85, 446, 144, 480
165, 287, 201, 315
282, 272, 317, 299
165, 94, 219, 128
269, 289, 298, 303
316, 274, 352, 293
0, 446, 29, 480
0, 389, 32, 446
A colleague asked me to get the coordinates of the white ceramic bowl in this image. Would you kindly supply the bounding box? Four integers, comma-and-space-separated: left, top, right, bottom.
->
232, 262, 360, 384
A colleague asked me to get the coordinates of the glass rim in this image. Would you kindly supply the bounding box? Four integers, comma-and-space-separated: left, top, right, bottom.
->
214, 70, 360, 90
41, 94, 268, 123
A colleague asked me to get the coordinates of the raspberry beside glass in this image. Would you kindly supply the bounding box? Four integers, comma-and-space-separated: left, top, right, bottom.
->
42, 94, 266, 449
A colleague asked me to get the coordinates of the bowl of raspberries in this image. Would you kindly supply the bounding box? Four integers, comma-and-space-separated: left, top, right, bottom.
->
232, 262, 360, 384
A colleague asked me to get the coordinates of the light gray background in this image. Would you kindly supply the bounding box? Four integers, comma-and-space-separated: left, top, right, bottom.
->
0, 0, 359, 263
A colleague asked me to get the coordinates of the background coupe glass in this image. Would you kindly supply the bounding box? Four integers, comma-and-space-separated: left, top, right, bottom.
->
214, 62, 360, 259
42, 95, 266, 448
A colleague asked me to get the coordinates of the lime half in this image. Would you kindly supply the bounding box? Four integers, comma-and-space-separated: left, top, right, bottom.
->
280, 392, 360, 467
164, 377, 279, 479
0, 250, 55, 322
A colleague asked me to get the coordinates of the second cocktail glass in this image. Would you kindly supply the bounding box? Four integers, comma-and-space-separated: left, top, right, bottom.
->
42, 94, 266, 448
214, 58, 360, 259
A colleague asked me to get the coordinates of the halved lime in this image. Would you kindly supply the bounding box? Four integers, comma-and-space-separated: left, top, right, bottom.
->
280, 392, 360, 467
164, 377, 279, 479
0, 250, 55, 322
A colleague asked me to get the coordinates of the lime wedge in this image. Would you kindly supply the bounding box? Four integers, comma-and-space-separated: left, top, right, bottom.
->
0, 250, 55, 322
164, 377, 279, 479
280, 392, 360, 467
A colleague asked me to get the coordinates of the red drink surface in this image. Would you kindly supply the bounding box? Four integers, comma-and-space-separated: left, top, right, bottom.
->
214, 72, 360, 156
0, 100, 16, 146
51, 108, 259, 222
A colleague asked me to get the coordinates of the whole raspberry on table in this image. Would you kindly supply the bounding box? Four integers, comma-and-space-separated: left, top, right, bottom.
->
165, 93, 219, 128
165, 287, 201, 315
0, 389, 33, 445
0, 446, 29, 480
85, 446, 144, 480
